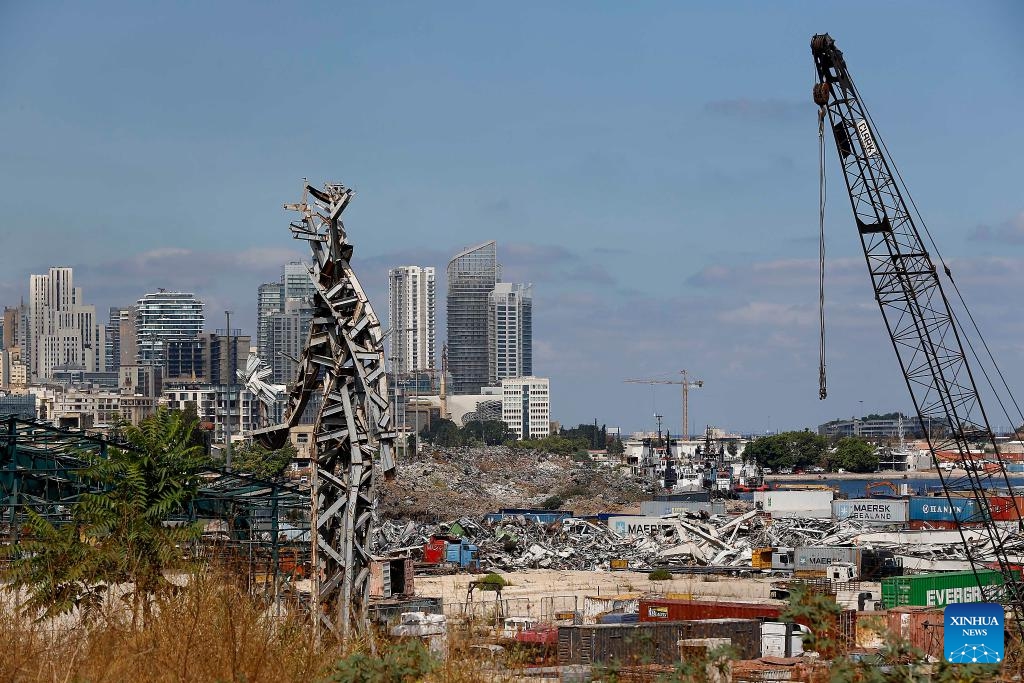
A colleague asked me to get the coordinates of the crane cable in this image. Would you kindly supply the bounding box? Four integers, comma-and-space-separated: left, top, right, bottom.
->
818, 105, 828, 400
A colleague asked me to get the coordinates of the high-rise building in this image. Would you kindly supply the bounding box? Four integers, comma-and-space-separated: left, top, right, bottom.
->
257, 281, 283, 366
487, 282, 533, 386
119, 306, 138, 367
501, 376, 550, 439
282, 261, 315, 302
265, 300, 311, 385
105, 306, 128, 374
28, 267, 105, 379
447, 241, 498, 395
388, 266, 436, 374
135, 291, 204, 368
257, 262, 314, 387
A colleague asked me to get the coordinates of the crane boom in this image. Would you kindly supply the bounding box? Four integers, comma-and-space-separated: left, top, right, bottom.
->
811, 33, 1024, 622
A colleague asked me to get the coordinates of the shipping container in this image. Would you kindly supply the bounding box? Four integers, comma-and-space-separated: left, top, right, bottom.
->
369, 558, 414, 599
556, 619, 761, 665
908, 520, 961, 531
639, 500, 727, 517
754, 490, 834, 519
987, 496, 1024, 521
832, 498, 908, 524
483, 508, 573, 524
887, 607, 945, 659
881, 570, 1016, 608
908, 496, 985, 523
652, 490, 711, 502
639, 598, 784, 623
607, 516, 681, 537
794, 546, 863, 573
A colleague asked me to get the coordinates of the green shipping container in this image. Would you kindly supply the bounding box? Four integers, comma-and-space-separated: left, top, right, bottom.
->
881, 570, 1016, 608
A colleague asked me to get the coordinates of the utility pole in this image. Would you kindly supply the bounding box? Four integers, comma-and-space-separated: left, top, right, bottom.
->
225, 310, 233, 472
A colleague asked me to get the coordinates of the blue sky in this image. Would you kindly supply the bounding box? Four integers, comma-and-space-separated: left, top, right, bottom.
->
2, 2, 1022, 434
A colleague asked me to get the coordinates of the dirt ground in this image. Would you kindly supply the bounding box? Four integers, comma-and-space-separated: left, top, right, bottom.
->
415, 569, 780, 618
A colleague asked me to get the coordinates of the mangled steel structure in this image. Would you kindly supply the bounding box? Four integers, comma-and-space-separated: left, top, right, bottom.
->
245, 181, 396, 638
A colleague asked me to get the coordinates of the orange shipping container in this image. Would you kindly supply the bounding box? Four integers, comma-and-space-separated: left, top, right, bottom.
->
886, 607, 944, 660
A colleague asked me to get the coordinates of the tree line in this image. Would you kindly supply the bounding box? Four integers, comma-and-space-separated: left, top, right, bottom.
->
743, 430, 880, 473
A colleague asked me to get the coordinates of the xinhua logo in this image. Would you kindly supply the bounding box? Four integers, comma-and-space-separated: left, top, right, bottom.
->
944, 602, 1004, 663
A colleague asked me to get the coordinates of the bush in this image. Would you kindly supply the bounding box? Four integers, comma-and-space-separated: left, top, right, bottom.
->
326, 639, 438, 683
479, 573, 507, 591
648, 568, 672, 581
539, 495, 564, 510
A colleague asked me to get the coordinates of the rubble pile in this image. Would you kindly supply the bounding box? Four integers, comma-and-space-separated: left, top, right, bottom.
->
374, 509, 766, 571
375, 507, 1017, 572
379, 446, 647, 520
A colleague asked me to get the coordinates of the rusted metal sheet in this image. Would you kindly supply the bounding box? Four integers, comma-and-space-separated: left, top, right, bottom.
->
556, 619, 760, 666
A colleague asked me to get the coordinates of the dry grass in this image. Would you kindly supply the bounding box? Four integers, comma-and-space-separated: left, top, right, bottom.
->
0, 576, 332, 682
0, 575, 525, 683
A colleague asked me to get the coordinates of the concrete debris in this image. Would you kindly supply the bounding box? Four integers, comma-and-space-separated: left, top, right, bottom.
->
374, 506, 1024, 572
379, 446, 648, 520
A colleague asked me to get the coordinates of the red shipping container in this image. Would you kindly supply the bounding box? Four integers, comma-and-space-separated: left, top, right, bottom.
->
987, 496, 1024, 521
639, 599, 782, 623
907, 520, 987, 530
422, 537, 447, 564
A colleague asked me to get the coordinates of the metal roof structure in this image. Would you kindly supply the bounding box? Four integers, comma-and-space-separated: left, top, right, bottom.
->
0, 414, 311, 591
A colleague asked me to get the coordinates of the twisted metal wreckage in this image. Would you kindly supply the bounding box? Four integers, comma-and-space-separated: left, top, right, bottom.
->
241, 181, 397, 639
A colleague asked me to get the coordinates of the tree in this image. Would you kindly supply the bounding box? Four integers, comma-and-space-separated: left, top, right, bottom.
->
230, 441, 297, 479
744, 431, 827, 471
462, 419, 512, 446
608, 437, 625, 456
726, 441, 739, 457
419, 418, 462, 447
4, 408, 206, 624
830, 437, 879, 473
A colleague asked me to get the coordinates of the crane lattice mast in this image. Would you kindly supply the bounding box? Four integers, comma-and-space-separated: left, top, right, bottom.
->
811, 33, 1024, 622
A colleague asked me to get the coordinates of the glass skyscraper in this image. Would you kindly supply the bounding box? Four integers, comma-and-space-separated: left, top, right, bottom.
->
446, 241, 498, 395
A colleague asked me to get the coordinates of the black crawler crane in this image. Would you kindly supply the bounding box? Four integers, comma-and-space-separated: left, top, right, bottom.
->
811, 33, 1024, 627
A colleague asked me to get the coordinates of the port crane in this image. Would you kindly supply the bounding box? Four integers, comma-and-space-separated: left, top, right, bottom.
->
624, 370, 704, 439
811, 34, 1024, 622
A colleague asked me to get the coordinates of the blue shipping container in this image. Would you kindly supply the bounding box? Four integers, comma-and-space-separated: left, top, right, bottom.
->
908, 496, 983, 522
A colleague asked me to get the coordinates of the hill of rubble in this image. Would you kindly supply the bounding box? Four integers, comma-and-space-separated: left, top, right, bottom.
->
379, 445, 647, 520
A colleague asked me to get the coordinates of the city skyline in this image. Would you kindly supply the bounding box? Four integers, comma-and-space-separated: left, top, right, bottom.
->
2, 3, 1022, 434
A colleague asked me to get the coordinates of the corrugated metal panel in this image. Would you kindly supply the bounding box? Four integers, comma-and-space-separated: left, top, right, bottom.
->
832, 498, 908, 524
882, 570, 1010, 608
887, 607, 944, 659
639, 599, 782, 623
557, 620, 760, 665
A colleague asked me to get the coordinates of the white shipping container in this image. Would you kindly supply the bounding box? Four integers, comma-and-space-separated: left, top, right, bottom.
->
754, 490, 834, 518
832, 498, 908, 524
607, 516, 682, 537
